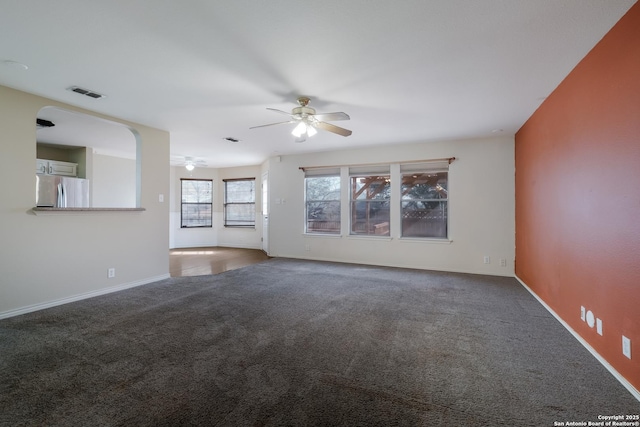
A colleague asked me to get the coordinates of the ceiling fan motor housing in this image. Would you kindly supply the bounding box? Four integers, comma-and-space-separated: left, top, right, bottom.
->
292, 106, 316, 119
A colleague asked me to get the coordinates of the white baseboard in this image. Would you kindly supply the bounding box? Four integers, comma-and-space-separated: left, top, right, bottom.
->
0, 274, 170, 320
278, 253, 515, 277
170, 243, 262, 250
515, 275, 640, 402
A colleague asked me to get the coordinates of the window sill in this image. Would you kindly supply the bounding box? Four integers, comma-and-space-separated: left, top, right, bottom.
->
399, 237, 452, 244
304, 232, 342, 238
347, 235, 393, 241
32, 207, 145, 215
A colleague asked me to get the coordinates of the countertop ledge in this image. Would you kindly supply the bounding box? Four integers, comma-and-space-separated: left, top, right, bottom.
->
32, 207, 146, 215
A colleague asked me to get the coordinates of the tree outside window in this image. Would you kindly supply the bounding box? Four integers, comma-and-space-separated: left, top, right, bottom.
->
224, 178, 256, 227
401, 171, 448, 238
305, 175, 341, 234
350, 174, 390, 236
181, 179, 212, 228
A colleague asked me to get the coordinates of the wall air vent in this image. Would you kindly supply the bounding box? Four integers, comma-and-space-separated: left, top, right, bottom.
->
67, 86, 106, 99
224, 137, 240, 143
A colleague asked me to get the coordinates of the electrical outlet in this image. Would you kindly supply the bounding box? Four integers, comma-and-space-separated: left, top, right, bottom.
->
596, 318, 602, 336
483, 256, 490, 264
622, 336, 631, 359
107, 268, 115, 278
158, 193, 164, 202
586, 310, 595, 328
580, 306, 586, 321
499, 258, 507, 267
304, 244, 310, 252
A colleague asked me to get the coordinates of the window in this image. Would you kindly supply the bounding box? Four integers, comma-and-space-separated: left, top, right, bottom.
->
181, 179, 212, 228
305, 168, 341, 234
224, 178, 256, 227
350, 166, 390, 236
401, 163, 448, 238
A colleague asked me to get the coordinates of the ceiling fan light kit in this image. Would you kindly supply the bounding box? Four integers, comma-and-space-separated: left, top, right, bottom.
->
251, 97, 352, 141
291, 121, 317, 138
180, 156, 206, 171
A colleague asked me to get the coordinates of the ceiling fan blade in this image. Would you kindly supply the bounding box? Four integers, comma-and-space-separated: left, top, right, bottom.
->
312, 112, 350, 122
266, 108, 294, 117
250, 120, 294, 129
315, 121, 352, 137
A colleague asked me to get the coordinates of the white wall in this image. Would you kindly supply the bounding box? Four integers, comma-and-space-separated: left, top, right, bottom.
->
170, 166, 219, 249
169, 164, 263, 250
216, 165, 263, 249
266, 137, 515, 276
92, 153, 136, 208
0, 85, 170, 318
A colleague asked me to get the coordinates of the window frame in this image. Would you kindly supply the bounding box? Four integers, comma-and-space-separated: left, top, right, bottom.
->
400, 165, 449, 240
180, 178, 213, 228
223, 177, 256, 228
349, 166, 391, 236
304, 171, 341, 235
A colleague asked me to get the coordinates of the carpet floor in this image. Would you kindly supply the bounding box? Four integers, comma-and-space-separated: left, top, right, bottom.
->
1, 258, 638, 426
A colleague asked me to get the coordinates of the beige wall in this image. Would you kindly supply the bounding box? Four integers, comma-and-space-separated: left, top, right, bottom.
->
169, 164, 263, 250
0, 85, 170, 317
266, 136, 515, 276
0, 83, 513, 318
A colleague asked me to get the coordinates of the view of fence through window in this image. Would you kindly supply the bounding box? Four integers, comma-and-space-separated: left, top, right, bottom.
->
305, 175, 341, 234
181, 179, 212, 228
401, 171, 448, 238
350, 174, 391, 236
224, 178, 256, 227
303, 161, 450, 239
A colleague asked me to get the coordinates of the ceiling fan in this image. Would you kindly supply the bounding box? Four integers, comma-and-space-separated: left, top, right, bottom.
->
174, 156, 207, 171
250, 97, 352, 142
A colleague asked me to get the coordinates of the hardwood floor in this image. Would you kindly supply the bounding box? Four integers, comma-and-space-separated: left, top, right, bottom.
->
169, 247, 270, 277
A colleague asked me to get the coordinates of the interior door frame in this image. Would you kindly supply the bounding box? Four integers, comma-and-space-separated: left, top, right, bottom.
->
261, 171, 269, 254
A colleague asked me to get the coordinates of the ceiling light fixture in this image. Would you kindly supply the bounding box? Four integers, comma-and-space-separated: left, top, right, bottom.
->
185, 163, 195, 171
291, 121, 317, 138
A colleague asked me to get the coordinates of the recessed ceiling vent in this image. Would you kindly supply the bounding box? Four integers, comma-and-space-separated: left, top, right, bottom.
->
67, 86, 106, 99
36, 118, 55, 129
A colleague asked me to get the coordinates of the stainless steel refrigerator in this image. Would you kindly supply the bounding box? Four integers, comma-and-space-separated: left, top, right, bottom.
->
36, 174, 90, 208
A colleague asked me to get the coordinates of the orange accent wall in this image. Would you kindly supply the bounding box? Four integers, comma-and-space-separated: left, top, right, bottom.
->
516, 3, 640, 391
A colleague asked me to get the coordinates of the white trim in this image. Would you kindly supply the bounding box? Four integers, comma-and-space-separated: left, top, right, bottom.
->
398, 237, 453, 244
32, 207, 145, 215
0, 274, 170, 320
515, 275, 640, 402
303, 233, 342, 238
213, 242, 263, 250
346, 235, 393, 242
275, 254, 513, 277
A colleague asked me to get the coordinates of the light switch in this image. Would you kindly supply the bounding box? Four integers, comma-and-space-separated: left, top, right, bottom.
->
159, 194, 164, 202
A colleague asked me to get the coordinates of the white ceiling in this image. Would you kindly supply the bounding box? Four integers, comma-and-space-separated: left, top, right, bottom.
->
1, 0, 635, 168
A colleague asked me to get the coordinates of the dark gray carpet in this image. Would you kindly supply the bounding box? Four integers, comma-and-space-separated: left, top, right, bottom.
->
1, 258, 638, 426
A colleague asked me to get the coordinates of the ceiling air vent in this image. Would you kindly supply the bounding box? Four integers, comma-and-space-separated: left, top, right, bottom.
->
36, 118, 55, 129
67, 86, 106, 99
